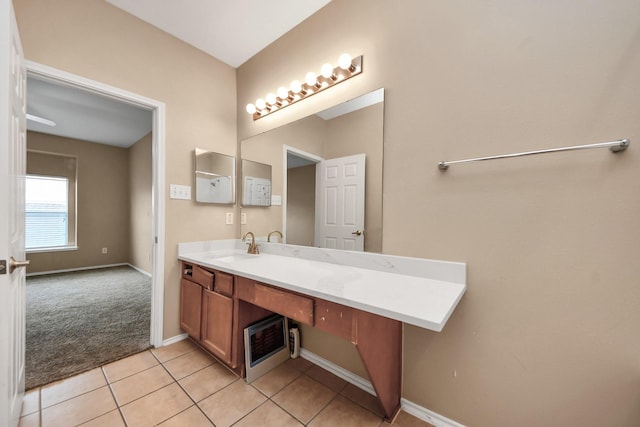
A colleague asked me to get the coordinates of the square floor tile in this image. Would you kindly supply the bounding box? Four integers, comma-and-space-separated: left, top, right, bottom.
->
18, 413, 38, 427
151, 339, 198, 363
120, 383, 192, 427
21, 388, 39, 416
41, 386, 116, 426
198, 379, 266, 427
163, 348, 215, 380
340, 383, 385, 417
272, 375, 336, 424
309, 395, 382, 427
285, 357, 314, 373
234, 401, 303, 427
305, 365, 347, 392
157, 405, 214, 427
102, 351, 159, 383
110, 364, 174, 405
41, 368, 106, 408
251, 362, 302, 397
179, 363, 238, 402
79, 409, 126, 426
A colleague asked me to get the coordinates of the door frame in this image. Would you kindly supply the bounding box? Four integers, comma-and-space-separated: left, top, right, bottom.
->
25, 61, 166, 348
282, 145, 323, 244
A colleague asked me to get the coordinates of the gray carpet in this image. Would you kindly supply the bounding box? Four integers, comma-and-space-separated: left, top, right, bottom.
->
26, 265, 151, 390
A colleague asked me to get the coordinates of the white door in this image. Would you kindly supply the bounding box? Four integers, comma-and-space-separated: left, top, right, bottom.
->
315, 154, 365, 251
0, 2, 27, 426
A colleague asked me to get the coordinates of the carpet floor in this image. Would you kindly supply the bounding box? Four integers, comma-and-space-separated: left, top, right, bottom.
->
25, 265, 151, 390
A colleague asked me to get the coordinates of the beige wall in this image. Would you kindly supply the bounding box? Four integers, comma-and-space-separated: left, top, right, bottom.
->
14, 0, 238, 338
129, 132, 152, 273
27, 131, 130, 272
237, 1, 640, 426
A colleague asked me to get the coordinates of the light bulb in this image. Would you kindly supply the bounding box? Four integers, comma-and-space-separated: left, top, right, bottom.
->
246, 103, 256, 114
277, 86, 289, 99
255, 98, 266, 110
321, 63, 335, 79
266, 93, 277, 105
305, 71, 318, 86
338, 53, 353, 70
290, 80, 302, 93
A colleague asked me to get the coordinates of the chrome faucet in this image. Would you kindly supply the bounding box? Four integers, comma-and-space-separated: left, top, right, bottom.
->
267, 230, 283, 243
242, 231, 259, 254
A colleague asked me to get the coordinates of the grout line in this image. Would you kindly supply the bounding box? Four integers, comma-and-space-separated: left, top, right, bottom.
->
153, 351, 222, 426
101, 366, 128, 426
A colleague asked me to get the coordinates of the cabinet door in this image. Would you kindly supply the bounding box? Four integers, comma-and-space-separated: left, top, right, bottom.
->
180, 278, 203, 340
201, 289, 234, 365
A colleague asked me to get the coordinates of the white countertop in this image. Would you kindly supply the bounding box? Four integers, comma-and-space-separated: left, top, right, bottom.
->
178, 240, 466, 332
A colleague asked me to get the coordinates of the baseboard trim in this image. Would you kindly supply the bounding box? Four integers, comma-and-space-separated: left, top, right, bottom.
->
26, 263, 130, 277
127, 263, 151, 277
161, 333, 188, 347
299, 348, 465, 427
400, 398, 466, 427
299, 348, 376, 395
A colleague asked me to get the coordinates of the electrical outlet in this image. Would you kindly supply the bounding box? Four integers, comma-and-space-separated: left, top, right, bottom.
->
101, 247, 108, 254
225, 212, 233, 225
241, 213, 247, 224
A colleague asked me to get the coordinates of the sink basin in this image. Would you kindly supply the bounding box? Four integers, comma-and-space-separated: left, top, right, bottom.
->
213, 253, 259, 263
201, 251, 260, 263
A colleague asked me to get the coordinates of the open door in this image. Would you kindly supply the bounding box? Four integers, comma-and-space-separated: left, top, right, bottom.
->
0, 2, 27, 426
315, 154, 365, 251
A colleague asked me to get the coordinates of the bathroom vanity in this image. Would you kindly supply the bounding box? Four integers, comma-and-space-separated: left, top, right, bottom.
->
178, 240, 466, 421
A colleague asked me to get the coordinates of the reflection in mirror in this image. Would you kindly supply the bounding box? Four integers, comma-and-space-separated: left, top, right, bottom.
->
241, 88, 384, 252
194, 148, 236, 204
241, 159, 272, 207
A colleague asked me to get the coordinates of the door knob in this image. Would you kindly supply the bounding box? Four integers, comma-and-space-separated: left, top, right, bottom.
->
351, 230, 363, 236
9, 256, 30, 273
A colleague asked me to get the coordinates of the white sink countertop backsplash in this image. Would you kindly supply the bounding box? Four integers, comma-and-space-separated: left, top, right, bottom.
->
178, 239, 466, 332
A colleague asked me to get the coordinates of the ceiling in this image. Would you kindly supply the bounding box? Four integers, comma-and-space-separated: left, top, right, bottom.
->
105, 0, 332, 68
27, 1, 332, 147
27, 76, 153, 148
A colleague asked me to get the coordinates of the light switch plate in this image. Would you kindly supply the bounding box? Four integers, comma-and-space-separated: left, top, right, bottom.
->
170, 184, 191, 200
225, 212, 233, 225
241, 213, 247, 224
271, 195, 282, 206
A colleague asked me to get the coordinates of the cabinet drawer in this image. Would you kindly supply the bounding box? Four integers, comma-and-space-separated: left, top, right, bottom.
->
192, 265, 214, 290
237, 277, 314, 325
214, 271, 234, 297
315, 299, 353, 341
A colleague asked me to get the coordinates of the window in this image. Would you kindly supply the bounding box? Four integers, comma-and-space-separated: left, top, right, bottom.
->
25, 175, 70, 249
26, 150, 77, 252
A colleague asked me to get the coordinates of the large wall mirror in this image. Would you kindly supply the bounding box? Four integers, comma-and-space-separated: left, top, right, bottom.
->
194, 148, 236, 204
241, 88, 384, 252
241, 159, 272, 207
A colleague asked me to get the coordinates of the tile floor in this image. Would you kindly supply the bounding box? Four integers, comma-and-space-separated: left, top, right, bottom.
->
19, 339, 434, 427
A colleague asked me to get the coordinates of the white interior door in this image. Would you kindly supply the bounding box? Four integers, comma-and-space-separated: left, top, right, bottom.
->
315, 154, 365, 251
0, 2, 27, 426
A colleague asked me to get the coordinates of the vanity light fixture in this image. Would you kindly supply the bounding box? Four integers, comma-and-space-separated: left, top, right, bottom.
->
245, 53, 363, 120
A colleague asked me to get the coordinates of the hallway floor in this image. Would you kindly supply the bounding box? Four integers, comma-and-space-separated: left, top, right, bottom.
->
19, 339, 433, 427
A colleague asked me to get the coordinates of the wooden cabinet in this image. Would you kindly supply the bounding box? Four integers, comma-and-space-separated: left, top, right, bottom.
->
201, 289, 233, 364
180, 262, 237, 368
180, 278, 203, 340
314, 299, 353, 341
236, 276, 314, 325
179, 259, 402, 421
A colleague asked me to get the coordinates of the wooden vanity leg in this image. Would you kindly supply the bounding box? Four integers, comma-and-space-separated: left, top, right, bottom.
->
352, 310, 402, 422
